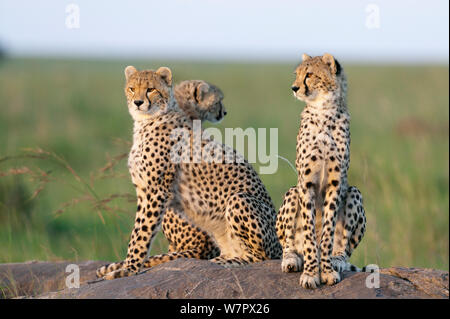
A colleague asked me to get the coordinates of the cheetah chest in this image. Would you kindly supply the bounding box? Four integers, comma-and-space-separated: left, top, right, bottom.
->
296, 109, 350, 213
128, 143, 147, 187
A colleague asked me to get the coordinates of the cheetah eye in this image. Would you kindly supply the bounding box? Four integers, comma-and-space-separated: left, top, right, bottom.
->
129, 87, 135, 93
147, 88, 156, 93
305, 72, 312, 79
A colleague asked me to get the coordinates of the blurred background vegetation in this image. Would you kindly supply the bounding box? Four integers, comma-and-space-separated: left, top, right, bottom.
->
0, 57, 448, 270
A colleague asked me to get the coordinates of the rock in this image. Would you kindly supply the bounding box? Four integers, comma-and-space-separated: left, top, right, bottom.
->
0, 260, 106, 299
380, 267, 449, 299
0, 259, 448, 299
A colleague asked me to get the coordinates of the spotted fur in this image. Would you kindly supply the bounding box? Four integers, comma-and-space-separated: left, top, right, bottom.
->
96, 66, 282, 280
276, 54, 367, 289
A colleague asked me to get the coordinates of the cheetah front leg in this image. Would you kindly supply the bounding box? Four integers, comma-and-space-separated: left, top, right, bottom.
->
298, 184, 321, 289
318, 169, 342, 286
97, 189, 155, 279
276, 187, 304, 273
98, 182, 171, 280
331, 186, 366, 272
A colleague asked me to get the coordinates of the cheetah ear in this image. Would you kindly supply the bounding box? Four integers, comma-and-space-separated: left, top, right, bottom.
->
195, 82, 210, 103
322, 53, 339, 74
156, 67, 172, 86
125, 66, 137, 81
302, 53, 311, 61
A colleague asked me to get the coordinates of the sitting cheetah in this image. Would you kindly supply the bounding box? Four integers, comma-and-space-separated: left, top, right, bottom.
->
161, 80, 227, 258
96, 66, 281, 279
98, 80, 228, 273
276, 53, 366, 289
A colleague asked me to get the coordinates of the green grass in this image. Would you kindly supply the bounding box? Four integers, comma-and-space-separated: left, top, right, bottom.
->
0, 58, 448, 270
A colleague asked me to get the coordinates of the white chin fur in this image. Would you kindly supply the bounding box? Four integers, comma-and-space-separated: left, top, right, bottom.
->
294, 91, 322, 104
130, 106, 161, 121
293, 91, 306, 102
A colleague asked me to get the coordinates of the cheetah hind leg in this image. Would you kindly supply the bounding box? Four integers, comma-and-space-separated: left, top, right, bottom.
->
210, 193, 277, 267
331, 186, 367, 273
138, 208, 221, 272
276, 187, 304, 273
161, 207, 220, 259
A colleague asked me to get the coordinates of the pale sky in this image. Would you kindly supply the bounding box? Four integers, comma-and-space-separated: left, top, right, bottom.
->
0, 0, 448, 62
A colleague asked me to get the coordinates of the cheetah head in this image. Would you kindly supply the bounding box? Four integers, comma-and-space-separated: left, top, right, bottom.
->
174, 80, 227, 123
291, 53, 346, 106
124, 66, 174, 121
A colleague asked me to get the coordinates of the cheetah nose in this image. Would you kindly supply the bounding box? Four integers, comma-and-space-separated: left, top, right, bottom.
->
134, 100, 144, 107
291, 86, 299, 93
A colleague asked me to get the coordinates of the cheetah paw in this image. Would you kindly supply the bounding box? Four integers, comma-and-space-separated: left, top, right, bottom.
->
299, 272, 320, 289
281, 253, 303, 273
96, 266, 108, 278
102, 267, 135, 280
96, 264, 117, 278
96, 261, 124, 278
320, 270, 341, 286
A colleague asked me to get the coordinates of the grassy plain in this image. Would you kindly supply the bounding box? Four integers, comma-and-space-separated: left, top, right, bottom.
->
0, 58, 448, 271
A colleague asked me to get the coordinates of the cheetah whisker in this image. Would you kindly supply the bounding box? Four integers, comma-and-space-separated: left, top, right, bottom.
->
276, 155, 298, 177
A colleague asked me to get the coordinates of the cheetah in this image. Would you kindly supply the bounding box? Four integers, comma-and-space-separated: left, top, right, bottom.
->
157, 79, 227, 264
174, 80, 227, 123
97, 79, 227, 275
161, 79, 227, 258
276, 53, 366, 289
96, 66, 282, 279
141, 80, 228, 268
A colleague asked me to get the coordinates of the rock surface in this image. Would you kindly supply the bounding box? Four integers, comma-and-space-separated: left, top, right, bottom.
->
0, 259, 448, 299
0, 260, 105, 299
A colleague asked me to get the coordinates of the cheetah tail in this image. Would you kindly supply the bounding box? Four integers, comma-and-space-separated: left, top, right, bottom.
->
347, 263, 377, 273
